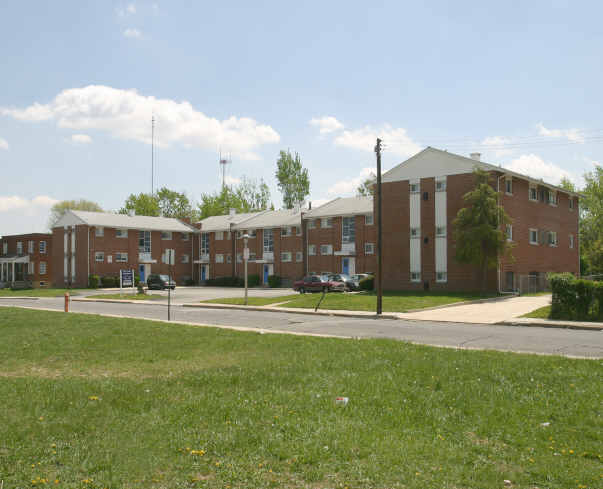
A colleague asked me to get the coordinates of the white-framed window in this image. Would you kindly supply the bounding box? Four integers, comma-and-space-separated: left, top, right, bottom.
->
95, 252, 104, 262
181, 232, 190, 241
342, 216, 355, 244
548, 231, 558, 247
2, 242, 7, 254
410, 182, 420, 193
39, 241, 46, 254
236, 253, 242, 263
569, 198, 575, 210
436, 272, 447, 283
548, 190, 558, 206
410, 227, 420, 238
138, 231, 151, 253
435, 178, 447, 192
529, 185, 538, 202
161, 231, 172, 240
115, 229, 128, 238
365, 214, 374, 225
236, 230, 243, 239
321, 218, 333, 228
281, 227, 292, 237
410, 272, 421, 282
39, 262, 47, 275
505, 178, 513, 195
201, 233, 210, 254
249, 252, 257, 261
248, 229, 257, 238
28, 262, 34, 275
28, 241, 34, 253
215, 231, 224, 240
181, 254, 190, 264
16, 241, 22, 254
115, 252, 128, 263
529, 228, 539, 245
307, 219, 316, 229
506, 224, 513, 242
295, 226, 302, 236
215, 254, 224, 263
308, 244, 316, 256
436, 226, 446, 237
365, 242, 375, 254
320, 244, 333, 255
569, 234, 574, 249
295, 251, 303, 262
263, 229, 274, 252
281, 252, 292, 262
95, 227, 104, 237
226, 254, 232, 263
162, 249, 175, 264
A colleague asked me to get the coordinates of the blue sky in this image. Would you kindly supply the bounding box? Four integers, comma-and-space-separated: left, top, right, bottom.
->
1, 1, 602, 235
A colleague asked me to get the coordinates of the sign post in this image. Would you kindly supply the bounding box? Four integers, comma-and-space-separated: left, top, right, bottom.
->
120, 269, 134, 297
166, 250, 175, 321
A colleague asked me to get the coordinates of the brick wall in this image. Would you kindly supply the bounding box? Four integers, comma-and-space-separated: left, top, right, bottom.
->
0, 233, 52, 287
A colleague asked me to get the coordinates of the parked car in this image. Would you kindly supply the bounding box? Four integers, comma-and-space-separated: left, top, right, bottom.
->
328, 273, 355, 291
147, 274, 176, 290
293, 275, 345, 293
350, 273, 371, 289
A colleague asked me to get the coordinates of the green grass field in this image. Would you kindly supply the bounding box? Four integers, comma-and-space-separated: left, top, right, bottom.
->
204, 291, 492, 312
202, 294, 300, 306
0, 288, 81, 297
523, 305, 553, 319
0, 308, 600, 488
85, 293, 163, 301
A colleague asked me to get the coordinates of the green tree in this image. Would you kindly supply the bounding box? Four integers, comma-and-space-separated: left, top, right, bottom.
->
48, 199, 103, 228
452, 167, 513, 292
580, 166, 603, 275
275, 150, 310, 209
197, 177, 272, 220
119, 193, 160, 217
156, 187, 193, 219
559, 177, 577, 192
357, 172, 376, 197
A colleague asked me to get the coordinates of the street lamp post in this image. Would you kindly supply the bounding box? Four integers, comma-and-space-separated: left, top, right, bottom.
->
243, 233, 249, 306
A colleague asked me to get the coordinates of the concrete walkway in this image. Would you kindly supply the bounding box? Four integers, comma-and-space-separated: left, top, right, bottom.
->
395, 294, 552, 324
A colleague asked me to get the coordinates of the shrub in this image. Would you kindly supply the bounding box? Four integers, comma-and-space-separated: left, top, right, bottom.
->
549, 273, 602, 321
267, 275, 282, 288
359, 276, 374, 291
574, 279, 595, 320
594, 282, 603, 320
88, 275, 100, 289
549, 273, 576, 319
248, 274, 260, 288
184, 278, 196, 286
137, 283, 145, 295
134, 274, 140, 286
101, 276, 117, 288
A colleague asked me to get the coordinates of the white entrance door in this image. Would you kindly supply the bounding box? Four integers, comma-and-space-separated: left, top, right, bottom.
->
201, 264, 210, 281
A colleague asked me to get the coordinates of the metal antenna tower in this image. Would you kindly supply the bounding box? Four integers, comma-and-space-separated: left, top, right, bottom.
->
219, 151, 231, 189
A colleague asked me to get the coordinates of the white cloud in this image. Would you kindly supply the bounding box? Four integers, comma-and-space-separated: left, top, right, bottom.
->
116, 3, 136, 17
481, 136, 514, 157
224, 175, 241, 186
0, 195, 58, 213
334, 124, 421, 158
0, 137, 8, 150
123, 28, 142, 39
71, 134, 92, 144
127, 3, 136, 14
328, 167, 375, 195
537, 123, 584, 143
0, 85, 280, 160
503, 154, 578, 186
309, 116, 344, 134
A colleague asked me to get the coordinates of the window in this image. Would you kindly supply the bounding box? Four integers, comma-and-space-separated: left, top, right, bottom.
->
39, 262, 47, 275
505, 178, 513, 195
410, 227, 420, 238
263, 229, 274, 252
529, 228, 539, 245
365, 242, 374, 254
28, 241, 34, 253
548, 190, 557, 206
281, 227, 292, 237
410, 272, 421, 282
436, 226, 446, 237
307, 219, 316, 229
116, 229, 128, 238
215, 254, 224, 263
365, 214, 374, 225
506, 224, 513, 242
95, 252, 104, 262
320, 244, 333, 255
28, 262, 34, 275
236, 253, 242, 263
569, 198, 575, 210
248, 229, 256, 238
548, 231, 558, 247
308, 244, 316, 256
215, 231, 224, 240
16, 241, 23, 254
226, 254, 232, 263
161, 231, 172, 240
529, 185, 538, 201
39, 241, 46, 254
249, 252, 256, 261
236, 230, 243, 239
569, 235, 574, 249
281, 252, 292, 262
295, 226, 302, 236
115, 253, 128, 263
181, 232, 190, 241
436, 272, 447, 283
138, 231, 151, 252
410, 182, 420, 193
162, 249, 175, 264
95, 227, 104, 237
201, 233, 210, 254
295, 251, 303, 262
435, 178, 447, 192
2, 242, 7, 254
181, 254, 190, 264
321, 218, 333, 228
342, 216, 355, 244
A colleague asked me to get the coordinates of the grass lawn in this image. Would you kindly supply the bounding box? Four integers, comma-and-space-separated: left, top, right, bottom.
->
203, 291, 494, 312
523, 305, 603, 323
0, 288, 82, 297
85, 293, 163, 301
1, 308, 600, 488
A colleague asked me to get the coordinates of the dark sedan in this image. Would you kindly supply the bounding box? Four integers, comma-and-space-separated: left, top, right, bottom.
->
293, 275, 345, 293
147, 274, 176, 290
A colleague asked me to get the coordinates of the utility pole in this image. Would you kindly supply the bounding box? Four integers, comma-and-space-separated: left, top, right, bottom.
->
151, 114, 155, 196
375, 138, 383, 315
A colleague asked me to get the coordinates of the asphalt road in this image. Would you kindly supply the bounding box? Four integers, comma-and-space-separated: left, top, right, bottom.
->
1, 297, 601, 358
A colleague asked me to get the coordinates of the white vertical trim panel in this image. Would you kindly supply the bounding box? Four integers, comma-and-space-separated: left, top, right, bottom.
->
409, 181, 421, 277
410, 239, 421, 273
435, 182, 447, 276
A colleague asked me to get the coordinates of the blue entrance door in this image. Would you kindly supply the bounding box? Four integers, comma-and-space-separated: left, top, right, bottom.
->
201, 265, 208, 281
139, 264, 145, 282
263, 264, 269, 284
342, 258, 350, 275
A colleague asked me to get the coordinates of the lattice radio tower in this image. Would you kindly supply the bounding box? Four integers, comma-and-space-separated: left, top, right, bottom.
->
219, 151, 231, 189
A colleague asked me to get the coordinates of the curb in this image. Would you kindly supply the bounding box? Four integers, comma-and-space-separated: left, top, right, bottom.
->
0, 296, 40, 300
498, 319, 603, 331
73, 297, 169, 306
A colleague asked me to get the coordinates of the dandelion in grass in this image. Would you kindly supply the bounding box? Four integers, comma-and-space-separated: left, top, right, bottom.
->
88, 395, 100, 401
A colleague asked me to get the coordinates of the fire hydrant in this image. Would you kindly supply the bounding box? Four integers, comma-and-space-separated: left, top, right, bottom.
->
64, 291, 69, 312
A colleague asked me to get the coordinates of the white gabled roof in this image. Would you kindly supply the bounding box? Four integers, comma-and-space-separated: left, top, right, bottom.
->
232, 209, 302, 230
54, 210, 197, 233
198, 211, 264, 232
304, 196, 373, 219
384, 147, 582, 197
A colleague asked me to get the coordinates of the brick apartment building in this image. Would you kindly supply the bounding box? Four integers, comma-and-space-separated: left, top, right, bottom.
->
0, 233, 52, 287
379, 147, 580, 292
51, 210, 198, 288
